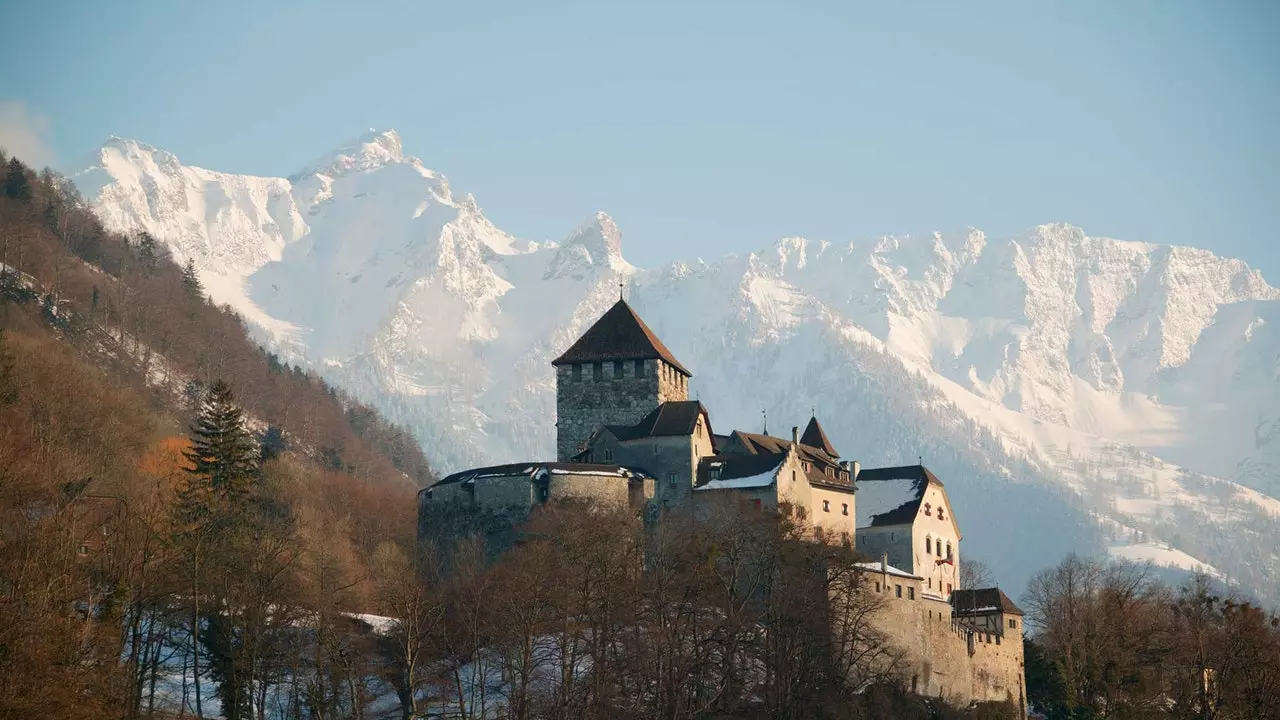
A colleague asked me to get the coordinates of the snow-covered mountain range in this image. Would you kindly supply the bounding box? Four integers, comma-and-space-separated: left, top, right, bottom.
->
73, 129, 1280, 598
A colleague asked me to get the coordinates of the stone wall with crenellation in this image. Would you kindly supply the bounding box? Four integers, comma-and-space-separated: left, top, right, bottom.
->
555, 358, 688, 461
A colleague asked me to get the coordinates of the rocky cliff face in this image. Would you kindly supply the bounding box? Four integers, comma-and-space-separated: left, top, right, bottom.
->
74, 129, 1280, 597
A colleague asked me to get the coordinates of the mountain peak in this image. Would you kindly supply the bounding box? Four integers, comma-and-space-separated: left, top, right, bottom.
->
562, 211, 624, 263
292, 128, 406, 180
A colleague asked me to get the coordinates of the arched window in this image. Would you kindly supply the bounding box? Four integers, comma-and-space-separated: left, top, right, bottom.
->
946, 543, 953, 560
926, 537, 932, 554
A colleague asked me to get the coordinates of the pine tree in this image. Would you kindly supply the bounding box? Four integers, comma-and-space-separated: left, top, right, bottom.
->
181, 258, 203, 298
138, 232, 160, 275
4, 157, 31, 200
182, 380, 259, 510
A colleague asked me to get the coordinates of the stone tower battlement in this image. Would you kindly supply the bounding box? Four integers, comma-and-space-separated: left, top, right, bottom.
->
552, 300, 691, 461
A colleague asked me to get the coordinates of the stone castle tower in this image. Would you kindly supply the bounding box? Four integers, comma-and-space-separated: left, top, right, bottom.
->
552, 299, 691, 461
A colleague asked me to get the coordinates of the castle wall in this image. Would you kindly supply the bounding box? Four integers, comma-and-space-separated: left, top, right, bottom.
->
810, 485, 856, 542
857, 525, 915, 572
859, 570, 1025, 711
555, 358, 688, 461
547, 471, 640, 507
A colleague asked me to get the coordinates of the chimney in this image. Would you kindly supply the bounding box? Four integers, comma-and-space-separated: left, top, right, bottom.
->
791, 426, 799, 444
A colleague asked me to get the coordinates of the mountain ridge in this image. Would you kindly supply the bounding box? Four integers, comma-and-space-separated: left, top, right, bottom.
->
72, 130, 1280, 598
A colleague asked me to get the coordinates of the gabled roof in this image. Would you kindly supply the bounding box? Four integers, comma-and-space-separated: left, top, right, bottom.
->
728, 431, 839, 468
695, 454, 784, 490
951, 588, 1024, 617
855, 464, 944, 487
854, 465, 943, 528
552, 300, 691, 376
800, 416, 838, 458
605, 401, 711, 442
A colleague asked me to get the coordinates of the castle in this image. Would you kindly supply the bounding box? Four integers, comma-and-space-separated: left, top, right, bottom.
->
419, 299, 1026, 711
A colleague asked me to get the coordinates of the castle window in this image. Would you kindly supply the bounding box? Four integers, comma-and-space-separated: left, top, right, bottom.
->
613, 360, 624, 378
947, 583, 952, 594
895, 585, 902, 598
593, 362, 603, 381
938, 507, 945, 521
634, 359, 644, 377
842, 503, 848, 515
875, 581, 881, 593
924, 503, 932, 516
928, 578, 932, 588
890, 531, 896, 542
908, 587, 915, 600
1008, 619, 1017, 629
947, 543, 953, 560
668, 473, 677, 487
572, 364, 582, 382
797, 506, 808, 521
823, 500, 830, 512
926, 537, 932, 554
604, 449, 614, 462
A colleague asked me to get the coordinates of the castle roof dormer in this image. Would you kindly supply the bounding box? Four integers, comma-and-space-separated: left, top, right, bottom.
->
552, 299, 691, 376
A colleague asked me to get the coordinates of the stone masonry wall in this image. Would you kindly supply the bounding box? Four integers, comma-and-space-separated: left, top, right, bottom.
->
860, 570, 1026, 711
556, 358, 688, 461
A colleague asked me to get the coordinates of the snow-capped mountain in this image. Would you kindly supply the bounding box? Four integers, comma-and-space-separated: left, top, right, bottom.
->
74, 130, 1280, 598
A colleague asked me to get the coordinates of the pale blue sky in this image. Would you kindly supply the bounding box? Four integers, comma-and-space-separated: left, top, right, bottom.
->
2, 1, 1277, 277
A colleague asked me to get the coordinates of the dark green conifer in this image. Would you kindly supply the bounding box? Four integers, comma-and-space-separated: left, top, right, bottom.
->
4, 157, 31, 200
182, 380, 259, 510
181, 258, 203, 298
138, 232, 160, 275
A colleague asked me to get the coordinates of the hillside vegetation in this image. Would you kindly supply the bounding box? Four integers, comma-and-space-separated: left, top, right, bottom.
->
0, 151, 432, 718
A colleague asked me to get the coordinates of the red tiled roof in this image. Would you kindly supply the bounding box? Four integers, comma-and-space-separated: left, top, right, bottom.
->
551, 300, 691, 376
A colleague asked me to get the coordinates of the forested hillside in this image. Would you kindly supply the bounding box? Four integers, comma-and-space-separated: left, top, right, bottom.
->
0, 151, 434, 718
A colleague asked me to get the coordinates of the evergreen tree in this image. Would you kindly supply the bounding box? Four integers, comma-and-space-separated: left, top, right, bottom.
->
137, 232, 160, 275
181, 258, 203, 298
182, 380, 259, 510
3, 157, 31, 200
259, 425, 286, 463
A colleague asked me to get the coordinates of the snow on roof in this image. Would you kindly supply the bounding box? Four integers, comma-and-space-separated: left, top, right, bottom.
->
852, 561, 921, 580
854, 476, 925, 528
695, 459, 783, 491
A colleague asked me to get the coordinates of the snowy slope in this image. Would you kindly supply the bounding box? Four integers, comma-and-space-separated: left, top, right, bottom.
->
74, 130, 1280, 598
